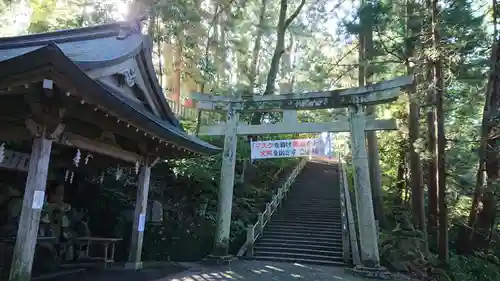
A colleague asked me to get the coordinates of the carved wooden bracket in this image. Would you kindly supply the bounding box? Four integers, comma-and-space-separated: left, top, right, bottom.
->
118, 68, 137, 87
25, 118, 65, 139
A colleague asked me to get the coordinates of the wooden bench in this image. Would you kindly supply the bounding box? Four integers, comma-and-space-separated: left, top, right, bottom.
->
74, 237, 122, 268
0, 236, 57, 277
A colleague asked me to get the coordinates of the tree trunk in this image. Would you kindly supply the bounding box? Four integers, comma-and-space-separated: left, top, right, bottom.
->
172, 29, 183, 107
251, 0, 306, 125
248, 0, 268, 89
360, 0, 385, 228
395, 146, 407, 207
431, 0, 448, 262
185, 0, 202, 94
425, 0, 438, 239
406, 0, 426, 236
462, 8, 499, 250
470, 42, 500, 250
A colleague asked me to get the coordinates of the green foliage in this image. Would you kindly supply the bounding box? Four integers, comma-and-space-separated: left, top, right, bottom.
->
448, 254, 500, 281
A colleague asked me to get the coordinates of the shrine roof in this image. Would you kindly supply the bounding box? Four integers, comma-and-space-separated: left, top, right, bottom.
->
0, 22, 220, 157
0, 22, 142, 70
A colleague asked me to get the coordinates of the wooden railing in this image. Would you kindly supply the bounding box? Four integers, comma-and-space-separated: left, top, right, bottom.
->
236, 158, 308, 258
338, 155, 361, 265
167, 99, 198, 120
167, 99, 226, 127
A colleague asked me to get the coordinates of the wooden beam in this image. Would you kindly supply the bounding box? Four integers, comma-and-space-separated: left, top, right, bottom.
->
65, 106, 152, 144
0, 122, 144, 164
58, 133, 140, 163
198, 119, 397, 136
190, 76, 413, 111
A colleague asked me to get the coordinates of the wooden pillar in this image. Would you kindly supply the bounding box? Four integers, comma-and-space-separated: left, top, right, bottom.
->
212, 103, 238, 257
9, 138, 52, 281
126, 162, 151, 270
348, 104, 380, 267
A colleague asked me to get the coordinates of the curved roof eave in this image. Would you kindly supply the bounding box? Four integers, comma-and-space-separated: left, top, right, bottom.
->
135, 39, 183, 129
0, 22, 144, 71
0, 22, 185, 132
0, 44, 220, 156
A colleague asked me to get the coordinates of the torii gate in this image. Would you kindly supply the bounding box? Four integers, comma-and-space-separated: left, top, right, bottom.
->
190, 75, 413, 269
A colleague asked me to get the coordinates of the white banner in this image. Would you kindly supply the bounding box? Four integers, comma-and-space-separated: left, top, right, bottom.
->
251, 138, 327, 160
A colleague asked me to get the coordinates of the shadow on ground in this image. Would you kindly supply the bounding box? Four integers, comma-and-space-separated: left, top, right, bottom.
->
34, 263, 186, 281
161, 260, 384, 281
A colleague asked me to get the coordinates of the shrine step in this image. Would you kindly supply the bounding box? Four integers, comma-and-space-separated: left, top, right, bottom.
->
253, 255, 345, 266
252, 161, 345, 266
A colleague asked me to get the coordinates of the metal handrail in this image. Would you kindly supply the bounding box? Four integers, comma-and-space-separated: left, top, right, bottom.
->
236, 158, 308, 257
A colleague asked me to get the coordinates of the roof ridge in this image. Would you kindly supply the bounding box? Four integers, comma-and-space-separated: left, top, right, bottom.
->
0, 21, 129, 50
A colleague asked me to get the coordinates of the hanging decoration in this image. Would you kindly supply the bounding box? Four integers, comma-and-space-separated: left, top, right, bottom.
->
64, 170, 69, 182
99, 171, 105, 184
135, 161, 140, 175
73, 149, 81, 167
0, 143, 4, 164
84, 153, 93, 165
70, 171, 74, 184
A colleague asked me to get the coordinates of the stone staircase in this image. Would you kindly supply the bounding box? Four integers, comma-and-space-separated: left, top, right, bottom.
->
252, 160, 345, 266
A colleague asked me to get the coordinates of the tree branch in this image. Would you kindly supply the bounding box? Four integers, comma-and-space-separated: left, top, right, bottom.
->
284, 0, 306, 29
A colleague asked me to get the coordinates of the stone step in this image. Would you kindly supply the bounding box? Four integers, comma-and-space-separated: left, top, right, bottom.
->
284, 202, 341, 205
252, 161, 348, 266
254, 251, 344, 263
265, 226, 343, 235
283, 207, 342, 210
282, 209, 342, 214
284, 202, 340, 206
284, 204, 342, 208
280, 213, 342, 218
259, 234, 343, 244
253, 254, 345, 266
279, 210, 342, 215
255, 252, 344, 265
255, 246, 343, 256
270, 218, 342, 226
262, 230, 342, 240
256, 239, 343, 248
286, 195, 340, 198
277, 215, 342, 222
267, 222, 342, 230
280, 209, 342, 214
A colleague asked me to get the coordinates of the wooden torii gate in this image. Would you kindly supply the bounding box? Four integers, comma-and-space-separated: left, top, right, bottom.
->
190, 75, 413, 270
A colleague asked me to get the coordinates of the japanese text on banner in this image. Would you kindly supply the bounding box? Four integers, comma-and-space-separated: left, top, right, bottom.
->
250, 139, 327, 159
